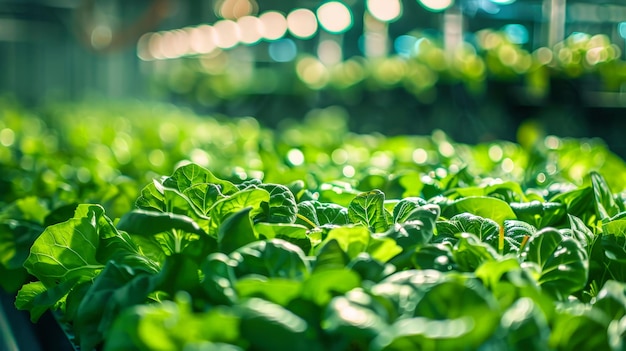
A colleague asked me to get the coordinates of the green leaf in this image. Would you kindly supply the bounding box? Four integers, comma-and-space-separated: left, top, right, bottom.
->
385, 220, 434, 249
348, 190, 389, 233
316, 202, 349, 226
182, 183, 227, 216
510, 201, 567, 228
602, 219, 626, 263
218, 207, 257, 254
377, 220, 434, 269
564, 214, 594, 250
105, 293, 242, 351
475, 257, 531, 292
437, 213, 499, 242
370, 270, 450, 321
378, 269, 447, 287
0, 218, 43, 270
156, 253, 200, 295
200, 253, 238, 305
163, 163, 239, 196
257, 183, 298, 223
318, 181, 360, 207
452, 232, 500, 272
609, 316, 626, 351
392, 197, 428, 223
366, 235, 404, 263
370, 316, 481, 351
441, 196, 516, 225
445, 181, 525, 203
592, 280, 626, 321
312, 239, 349, 272
403, 204, 439, 232
502, 220, 536, 253
323, 289, 389, 345
96, 230, 161, 273
346, 253, 395, 282
254, 222, 311, 254
521, 228, 589, 299
591, 171, 620, 221
136, 180, 197, 217
318, 226, 369, 260
301, 268, 361, 306
239, 297, 321, 351
551, 187, 596, 227
413, 278, 499, 341
484, 181, 526, 202
24, 204, 108, 287
208, 188, 270, 236
0, 197, 47, 270
550, 306, 611, 351
117, 209, 207, 237
474, 256, 556, 320
499, 298, 550, 350
295, 201, 320, 227
74, 261, 156, 351
236, 276, 302, 306
297, 201, 349, 227
396, 171, 424, 197
15, 279, 78, 322
318, 225, 402, 263
411, 244, 455, 272
371, 277, 498, 350
231, 239, 310, 280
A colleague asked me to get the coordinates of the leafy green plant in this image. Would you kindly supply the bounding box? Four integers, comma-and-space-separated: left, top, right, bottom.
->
4, 100, 626, 350
9, 161, 626, 351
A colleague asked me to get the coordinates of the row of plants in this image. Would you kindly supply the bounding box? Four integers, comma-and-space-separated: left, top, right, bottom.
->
3, 100, 626, 349
157, 30, 626, 104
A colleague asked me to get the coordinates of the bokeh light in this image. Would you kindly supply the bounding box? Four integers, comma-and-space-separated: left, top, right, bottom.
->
287, 148, 305, 165
137, 32, 152, 60
418, 0, 454, 12
394, 35, 418, 56
318, 39, 342, 66
269, 39, 297, 62
287, 8, 318, 39
367, 0, 403, 22
503, 24, 528, 45
213, 20, 240, 49
296, 56, 330, 89
160, 30, 190, 59
317, 2, 353, 34
237, 16, 263, 44
216, 0, 258, 19
90, 25, 112, 50
147, 32, 164, 59
619, 22, 626, 39
189, 25, 217, 54
259, 11, 288, 41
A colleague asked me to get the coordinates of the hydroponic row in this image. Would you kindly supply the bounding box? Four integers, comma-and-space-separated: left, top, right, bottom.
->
2, 99, 626, 350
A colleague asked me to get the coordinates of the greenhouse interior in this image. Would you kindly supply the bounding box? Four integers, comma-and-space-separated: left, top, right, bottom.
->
3, 0, 626, 350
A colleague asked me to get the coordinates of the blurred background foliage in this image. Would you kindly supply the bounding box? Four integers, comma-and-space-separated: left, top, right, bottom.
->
2, 97, 626, 222
2, 0, 626, 155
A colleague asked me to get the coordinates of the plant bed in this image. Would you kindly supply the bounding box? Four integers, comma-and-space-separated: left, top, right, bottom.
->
9, 162, 626, 350
3, 101, 626, 350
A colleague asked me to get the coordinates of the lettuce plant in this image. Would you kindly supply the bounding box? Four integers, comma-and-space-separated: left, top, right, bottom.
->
12, 163, 626, 351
